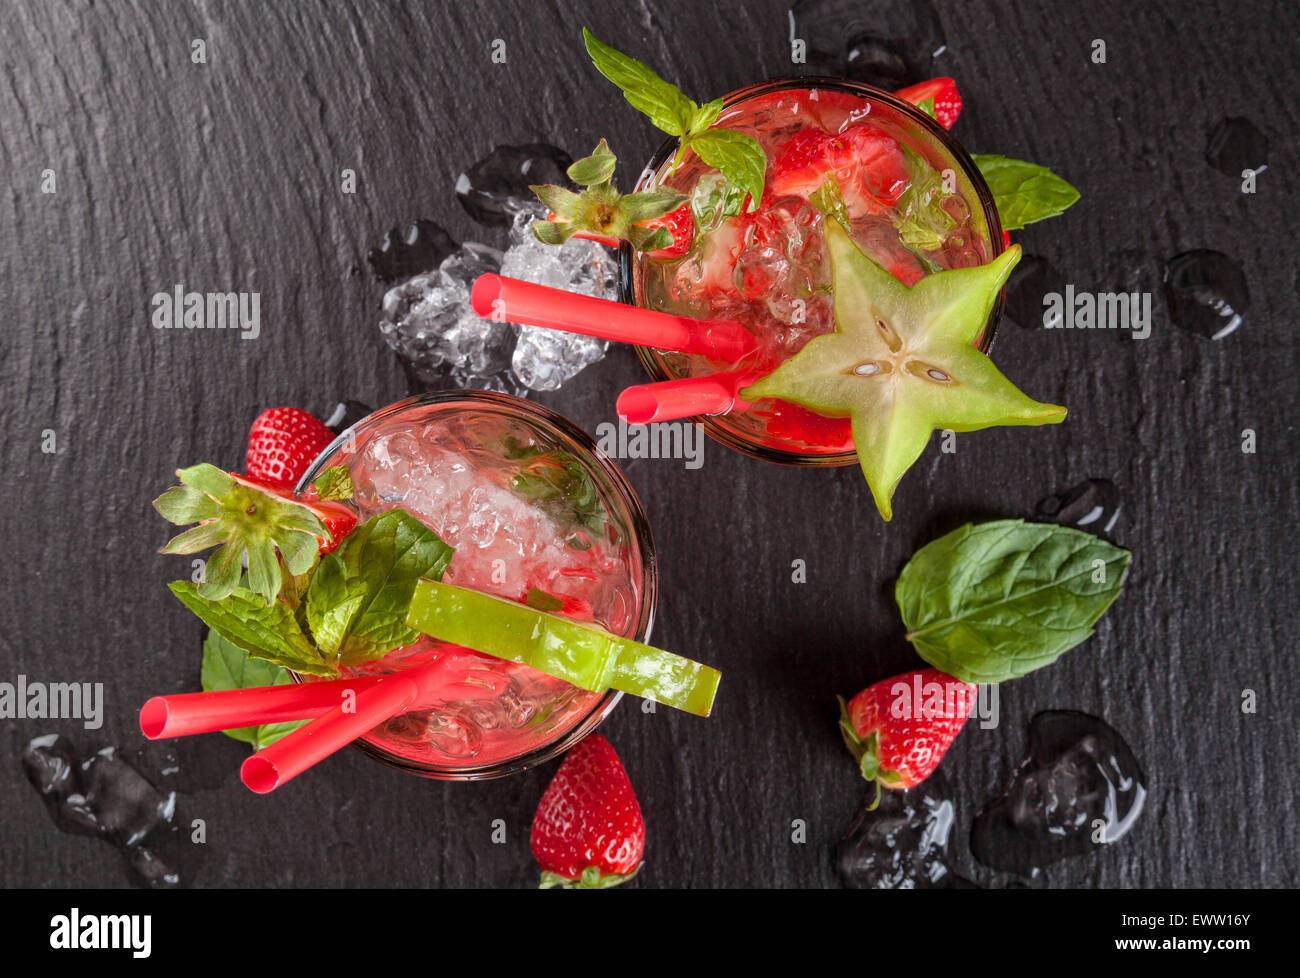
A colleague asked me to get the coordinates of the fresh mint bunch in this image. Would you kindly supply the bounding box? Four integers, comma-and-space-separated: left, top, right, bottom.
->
530, 139, 687, 251
582, 27, 766, 213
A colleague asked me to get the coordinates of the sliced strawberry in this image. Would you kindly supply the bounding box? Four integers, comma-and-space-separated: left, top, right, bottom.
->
245, 407, 337, 490
894, 77, 963, 129
237, 472, 357, 555
556, 202, 695, 259
769, 124, 908, 219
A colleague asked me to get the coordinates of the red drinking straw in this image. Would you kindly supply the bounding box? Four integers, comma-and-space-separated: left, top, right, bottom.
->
139, 674, 389, 740
470, 273, 757, 362
617, 370, 762, 424
241, 674, 422, 793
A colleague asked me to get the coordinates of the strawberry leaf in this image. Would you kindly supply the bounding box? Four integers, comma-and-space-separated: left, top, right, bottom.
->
582, 28, 696, 136
531, 219, 573, 245
621, 188, 689, 224
531, 184, 582, 219
566, 138, 618, 186
628, 225, 673, 252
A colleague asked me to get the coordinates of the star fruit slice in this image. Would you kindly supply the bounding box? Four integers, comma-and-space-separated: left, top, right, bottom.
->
406, 579, 721, 717
740, 221, 1066, 520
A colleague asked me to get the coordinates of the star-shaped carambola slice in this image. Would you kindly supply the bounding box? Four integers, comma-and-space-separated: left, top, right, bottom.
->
741, 221, 1066, 520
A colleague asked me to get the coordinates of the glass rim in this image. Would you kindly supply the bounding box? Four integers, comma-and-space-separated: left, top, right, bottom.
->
294, 389, 658, 781
618, 75, 1006, 467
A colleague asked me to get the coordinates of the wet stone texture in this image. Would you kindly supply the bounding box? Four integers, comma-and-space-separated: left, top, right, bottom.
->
1, 0, 1297, 888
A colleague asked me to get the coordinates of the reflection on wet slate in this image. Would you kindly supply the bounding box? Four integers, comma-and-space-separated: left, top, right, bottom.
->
22, 734, 199, 888
1037, 478, 1121, 534
1163, 250, 1249, 340
1205, 117, 1268, 177
367, 219, 458, 283
789, 0, 944, 87
1004, 254, 1067, 330
837, 776, 977, 888
971, 711, 1146, 875
455, 143, 573, 226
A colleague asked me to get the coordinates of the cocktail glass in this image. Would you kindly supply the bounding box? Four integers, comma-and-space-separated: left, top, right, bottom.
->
619, 77, 1005, 464
295, 390, 657, 780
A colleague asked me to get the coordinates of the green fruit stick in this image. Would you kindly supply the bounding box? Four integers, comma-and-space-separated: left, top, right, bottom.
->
406, 579, 720, 717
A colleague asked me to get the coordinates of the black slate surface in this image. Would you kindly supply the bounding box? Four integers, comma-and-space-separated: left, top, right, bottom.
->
2, 0, 1297, 889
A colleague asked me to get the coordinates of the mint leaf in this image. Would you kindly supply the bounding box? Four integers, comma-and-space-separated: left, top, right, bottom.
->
305, 509, 454, 667
916, 96, 936, 120
168, 581, 333, 676
504, 439, 607, 543
808, 175, 850, 228
689, 128, 766, 213
582, 28, 696, 136
896, 519, 1131, 684
688, 98, 724, 134
200, 630, 307, 749
893, 145, 956, 254
690, 172, 747, 231
972, 154, 1080, 230
525, 587, 564, 613
312, 466, 353, 502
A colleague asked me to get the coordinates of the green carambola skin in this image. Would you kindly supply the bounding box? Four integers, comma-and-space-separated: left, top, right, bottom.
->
406, 579, 720, 717
741, 222, 1067, 521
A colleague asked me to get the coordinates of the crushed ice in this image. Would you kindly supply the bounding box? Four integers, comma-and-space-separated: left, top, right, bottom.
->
378, 199, 617, 393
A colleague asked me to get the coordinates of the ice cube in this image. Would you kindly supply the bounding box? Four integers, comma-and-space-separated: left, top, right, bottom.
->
378, 244, 515, 384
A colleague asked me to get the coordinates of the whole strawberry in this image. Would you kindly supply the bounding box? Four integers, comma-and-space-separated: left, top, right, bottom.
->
530, 735, 644, 889
245, 407, 337, 490
838, 668, 977, 807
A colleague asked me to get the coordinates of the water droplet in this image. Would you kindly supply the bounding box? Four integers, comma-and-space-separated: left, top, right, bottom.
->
367, 219, 458, 283
1004, 254, 1067, 330
789, 0, 944, 85
1205, 117, 1268, 177
971, 711, 1146, 875
1164, 250, 1249, 340
837, 776, 977, 888
324, 400, 374, 434
455, 143, 573, 227
1036, 478, 1121, 533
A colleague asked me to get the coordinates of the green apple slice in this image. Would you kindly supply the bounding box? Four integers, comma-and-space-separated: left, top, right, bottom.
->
406, 579, 720, 717
740, 221, 1066, 521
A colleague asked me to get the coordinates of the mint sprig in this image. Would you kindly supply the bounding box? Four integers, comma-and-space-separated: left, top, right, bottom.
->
530, 139, 687, 251
201, 630, 307, 749
165, 509, 456, 676
895, 519, 1131, 684
972, 154, 1080, 230
582, 27, 765, 212
305, 509, 454, 667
